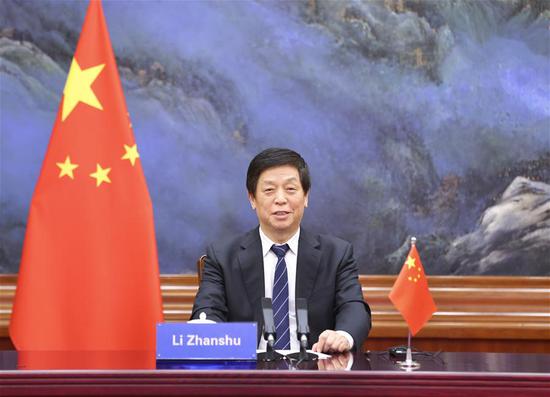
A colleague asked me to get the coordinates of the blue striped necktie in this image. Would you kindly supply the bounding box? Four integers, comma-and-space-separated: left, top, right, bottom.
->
271, 244, 291, 350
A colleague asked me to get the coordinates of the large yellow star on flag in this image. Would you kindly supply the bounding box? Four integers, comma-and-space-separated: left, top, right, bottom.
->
405, 255, 416, 270
90, 164, 111, 187
62, 58, 105, 121
121, 144, 140, 166
56, 156, 79, 179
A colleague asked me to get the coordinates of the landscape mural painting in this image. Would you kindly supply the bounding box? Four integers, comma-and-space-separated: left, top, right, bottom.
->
1, 0, 548, 275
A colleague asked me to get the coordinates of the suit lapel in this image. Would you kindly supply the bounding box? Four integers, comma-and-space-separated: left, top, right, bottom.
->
237, 227, 264, 320
296, 228, 321, 301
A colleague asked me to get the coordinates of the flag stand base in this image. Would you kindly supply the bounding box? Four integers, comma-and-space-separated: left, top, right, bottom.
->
396, 347, 421, 371
394, 332, 421, 370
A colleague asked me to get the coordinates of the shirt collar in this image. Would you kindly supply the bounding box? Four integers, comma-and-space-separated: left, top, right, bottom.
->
258, 227, 300, 257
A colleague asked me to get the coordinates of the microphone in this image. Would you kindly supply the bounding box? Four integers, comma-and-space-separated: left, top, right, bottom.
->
287, 298, 317, 362
295, 298, 310, 349
261, 297, 276, 344
258, 297, 284, 362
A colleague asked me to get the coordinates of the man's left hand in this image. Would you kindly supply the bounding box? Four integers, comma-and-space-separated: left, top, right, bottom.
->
312, 330, 351, 353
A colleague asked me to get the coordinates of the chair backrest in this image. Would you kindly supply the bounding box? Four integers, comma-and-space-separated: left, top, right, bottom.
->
196, 254, 207, 283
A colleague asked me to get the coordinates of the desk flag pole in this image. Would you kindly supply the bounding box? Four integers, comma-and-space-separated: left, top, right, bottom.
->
404, 328, 415, 369
389, 236, 437, 370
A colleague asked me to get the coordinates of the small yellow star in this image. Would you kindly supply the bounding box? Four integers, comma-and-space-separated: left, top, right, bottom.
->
405, 255, 416, 270
56, 156, 79, 179
62, 58, 105, 121
408, 270, 422, 283
90, 164, 111, 187
121, 144, 140, 166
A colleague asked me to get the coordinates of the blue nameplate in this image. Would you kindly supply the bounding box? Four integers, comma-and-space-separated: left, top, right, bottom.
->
156, 322, 257, 360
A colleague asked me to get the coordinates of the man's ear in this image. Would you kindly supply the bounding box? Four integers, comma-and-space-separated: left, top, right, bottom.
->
304, 192, 309, 208
248, 192, 256, 210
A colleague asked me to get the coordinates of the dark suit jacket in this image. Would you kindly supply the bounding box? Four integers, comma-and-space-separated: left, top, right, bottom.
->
191, 227, 371, 349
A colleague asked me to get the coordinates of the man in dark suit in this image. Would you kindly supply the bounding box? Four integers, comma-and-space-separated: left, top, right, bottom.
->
192, 148, 371, 353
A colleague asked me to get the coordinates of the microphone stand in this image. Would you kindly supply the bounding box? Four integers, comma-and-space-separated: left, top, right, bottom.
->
288, 298, 317, 362
257, 333, 285, 362
287, 334, 318, 362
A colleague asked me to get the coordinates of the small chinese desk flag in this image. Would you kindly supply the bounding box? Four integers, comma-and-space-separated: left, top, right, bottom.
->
9, 0, 163, 352
389, 239, 437, 336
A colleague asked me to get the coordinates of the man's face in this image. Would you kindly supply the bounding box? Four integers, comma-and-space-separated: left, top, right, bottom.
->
249, 165, 309, 243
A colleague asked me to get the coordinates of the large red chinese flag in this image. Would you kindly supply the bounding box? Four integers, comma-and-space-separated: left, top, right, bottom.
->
389, 244, 437, 336
9, 0, 163, 351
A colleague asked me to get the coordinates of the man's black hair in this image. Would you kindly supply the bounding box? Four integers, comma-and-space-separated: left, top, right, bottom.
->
246, 148, 311, 197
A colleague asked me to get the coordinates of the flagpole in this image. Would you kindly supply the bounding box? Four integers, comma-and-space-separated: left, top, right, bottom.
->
401, 329, 420, 368
398, 237, 421, 370
406, 330, 412, 362
406, 237, 416, 363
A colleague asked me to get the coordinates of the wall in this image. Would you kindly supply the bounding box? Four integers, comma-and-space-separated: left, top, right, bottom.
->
1, 0, 549, 275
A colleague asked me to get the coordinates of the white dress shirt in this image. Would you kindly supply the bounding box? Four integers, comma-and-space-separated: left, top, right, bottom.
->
256, 227, 354, 352
257, 227, 300, 351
